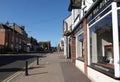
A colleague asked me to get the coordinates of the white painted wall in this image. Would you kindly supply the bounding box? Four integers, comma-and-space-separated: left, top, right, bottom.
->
63, 15, 72, 58
88, 67, 120, 82
76, 60, 85, 73
71, 9, 80, 30
81, 0, 93, 10
60, 37, 64, 50
64, 36, 67, 57
64, 15, 72, 31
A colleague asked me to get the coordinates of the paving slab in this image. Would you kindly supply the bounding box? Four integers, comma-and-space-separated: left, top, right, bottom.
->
9, 52, 92, 82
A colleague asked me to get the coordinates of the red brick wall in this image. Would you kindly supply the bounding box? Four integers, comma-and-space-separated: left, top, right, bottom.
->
8, 31, 12, 47
5, 30, 11, 47
0, 24, 25, 53
0, 30, 5, 45
83, 19, 88, 76
12, 32, 22, 51
71, 36, 76, 65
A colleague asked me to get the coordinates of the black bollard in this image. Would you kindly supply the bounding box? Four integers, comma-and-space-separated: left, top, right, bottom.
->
37, 56, 39, 65
25, 61, 28, 76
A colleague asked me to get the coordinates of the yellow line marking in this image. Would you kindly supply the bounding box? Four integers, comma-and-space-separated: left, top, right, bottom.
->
2, 72, 22, 82
2, 60, 37, 82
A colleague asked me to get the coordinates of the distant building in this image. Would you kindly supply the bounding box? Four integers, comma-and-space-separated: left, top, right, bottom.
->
27, 37, 39, 52
63, 15, 72, 58
59, 38, 64, 51
39, 41, 51, 51
0, 22, 28, 53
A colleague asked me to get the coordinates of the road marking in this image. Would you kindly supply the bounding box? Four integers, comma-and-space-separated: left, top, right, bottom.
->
2, 72, 22, 82
2, 60, 37, 82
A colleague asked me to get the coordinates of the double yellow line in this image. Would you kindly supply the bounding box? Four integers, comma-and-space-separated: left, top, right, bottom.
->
2, 71, 22, 82
2, 60, 36, 82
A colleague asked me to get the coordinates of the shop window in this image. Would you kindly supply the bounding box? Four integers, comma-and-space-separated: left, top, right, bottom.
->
117, 2, 120, 7
118, 9, 120, 63
19, 39, 21, 44
77, 33, 84, 61
16, 38, 18, 43
12, 36, 14, 42
104, 45, 113, 64
89, 13, 114, 75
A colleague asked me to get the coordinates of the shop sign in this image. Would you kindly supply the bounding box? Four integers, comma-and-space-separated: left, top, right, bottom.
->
87, 0, 112, 23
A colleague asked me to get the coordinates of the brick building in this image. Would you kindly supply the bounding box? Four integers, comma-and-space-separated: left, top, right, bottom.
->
0, 22, 28, 53
27, 37, 39, 52
39, 41, 51, 52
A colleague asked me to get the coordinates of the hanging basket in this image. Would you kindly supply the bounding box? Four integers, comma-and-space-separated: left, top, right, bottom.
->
63, 30, 71, 36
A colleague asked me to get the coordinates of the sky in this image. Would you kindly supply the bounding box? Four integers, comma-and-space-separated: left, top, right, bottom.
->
0, 0, 70, 46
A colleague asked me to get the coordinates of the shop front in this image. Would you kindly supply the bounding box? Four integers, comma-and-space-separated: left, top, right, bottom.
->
75, 23, 85, 73
87, 0, 120, 80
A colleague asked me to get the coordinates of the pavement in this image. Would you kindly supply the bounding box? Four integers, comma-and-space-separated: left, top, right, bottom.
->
8, 52, 92, 82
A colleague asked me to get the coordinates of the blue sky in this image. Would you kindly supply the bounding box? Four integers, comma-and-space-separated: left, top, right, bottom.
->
0, 0, 70, 46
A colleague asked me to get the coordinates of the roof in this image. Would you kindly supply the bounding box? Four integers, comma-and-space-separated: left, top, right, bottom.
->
0, 24, 12, 31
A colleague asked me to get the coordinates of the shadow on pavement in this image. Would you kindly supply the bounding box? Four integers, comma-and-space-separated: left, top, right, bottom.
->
0, 65, 46, 72
28, 72, 48, 76
0, 68, 24, 72
0, 55, 46, 67
29, 66, 45, 70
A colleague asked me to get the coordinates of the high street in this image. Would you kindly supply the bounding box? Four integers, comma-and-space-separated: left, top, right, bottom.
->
0, 53, 46, 82
10, 52, 92, 82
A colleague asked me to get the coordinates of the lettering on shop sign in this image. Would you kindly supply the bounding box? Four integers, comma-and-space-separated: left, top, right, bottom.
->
88, 6, 111, 26
87, 0, 112, 22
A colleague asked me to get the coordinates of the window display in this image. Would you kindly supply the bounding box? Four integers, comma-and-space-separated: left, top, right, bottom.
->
89, 13, 113, 64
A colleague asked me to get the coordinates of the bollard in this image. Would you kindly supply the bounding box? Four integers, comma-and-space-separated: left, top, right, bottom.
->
37, 56, 39, 65
25, 61, 28, 76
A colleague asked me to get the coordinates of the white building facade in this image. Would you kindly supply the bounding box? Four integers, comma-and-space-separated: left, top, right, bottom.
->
64, 0, 120, 82
63, 15, 72, 58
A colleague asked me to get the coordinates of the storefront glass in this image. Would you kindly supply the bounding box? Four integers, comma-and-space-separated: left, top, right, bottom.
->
77, 33, 84, 60
89, 13, 113, 64
117, 9, 120, 61
117, 2, 120, 7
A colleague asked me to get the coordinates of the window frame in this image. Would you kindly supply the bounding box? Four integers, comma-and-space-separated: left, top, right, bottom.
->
87, 3, 117, 78
76, 31, 84, 62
